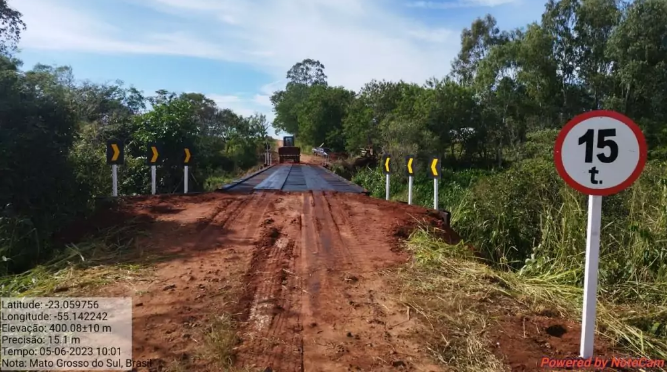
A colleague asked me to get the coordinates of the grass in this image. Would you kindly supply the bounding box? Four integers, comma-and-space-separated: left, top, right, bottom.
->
396, 226, 667, 371
202, 314, 241, 370
394, 228, 510, 371
0, 218, 152, 297
161, 313, 240, 372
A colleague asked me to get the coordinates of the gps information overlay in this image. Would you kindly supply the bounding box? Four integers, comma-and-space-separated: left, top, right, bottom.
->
1, 297, 132, 371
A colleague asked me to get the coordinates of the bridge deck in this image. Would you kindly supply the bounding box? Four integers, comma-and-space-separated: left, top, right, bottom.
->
219, 164, 366, 194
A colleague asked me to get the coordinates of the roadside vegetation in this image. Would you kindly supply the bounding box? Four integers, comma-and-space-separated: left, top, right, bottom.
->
398, 226, 666, 370
0, 214, 152, 297
267, 0, 667, 364
0, 1, 271, 276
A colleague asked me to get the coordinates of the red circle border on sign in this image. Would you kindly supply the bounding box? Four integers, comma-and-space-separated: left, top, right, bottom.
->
554, 110, 648, 196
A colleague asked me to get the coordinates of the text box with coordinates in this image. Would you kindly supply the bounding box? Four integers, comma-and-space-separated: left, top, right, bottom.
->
1, 297, 132, 371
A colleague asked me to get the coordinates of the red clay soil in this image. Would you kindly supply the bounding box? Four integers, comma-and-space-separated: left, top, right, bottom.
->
490, 316, 630, 372
66, 191, 452, 371
57, 191, 631, 372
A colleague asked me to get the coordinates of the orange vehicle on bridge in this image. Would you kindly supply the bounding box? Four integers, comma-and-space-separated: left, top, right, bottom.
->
278, 136, 300, 163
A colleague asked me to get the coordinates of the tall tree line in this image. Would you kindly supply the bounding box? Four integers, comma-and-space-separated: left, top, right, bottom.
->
271, 0, 667, 165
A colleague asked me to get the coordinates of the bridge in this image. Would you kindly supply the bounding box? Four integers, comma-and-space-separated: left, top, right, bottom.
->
218, 164, 367, 194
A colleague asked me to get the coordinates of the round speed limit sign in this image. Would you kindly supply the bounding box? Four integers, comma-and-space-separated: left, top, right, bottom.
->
554, 110, 647, 196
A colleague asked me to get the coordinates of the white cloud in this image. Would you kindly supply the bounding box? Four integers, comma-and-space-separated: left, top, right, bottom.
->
10, 0, 237, 59
407, 0, 520, 9
259, 81, 286, 96
209, 93, 279, 137
9, 0, 495, 136
10, 0, 461, 92
408, 28, 457, 43
208, 94, 275, 121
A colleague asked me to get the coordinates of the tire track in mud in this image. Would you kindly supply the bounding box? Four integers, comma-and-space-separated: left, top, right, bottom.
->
298, 192, 438, 371
322, 192, 397, 270
236, 193, 304, 372
126, 193, 279, 371
191, 198, 247, 250
235, 192, 440, 372
297, 191, 382, 371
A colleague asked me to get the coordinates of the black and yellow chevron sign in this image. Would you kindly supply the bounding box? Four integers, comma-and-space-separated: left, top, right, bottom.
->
106, 140, 125, 165
147, 143, 161, 165
382, 154, 392, 175
183, 147, 192, 165
405, 155, 415, 176
430, 156, 441, 179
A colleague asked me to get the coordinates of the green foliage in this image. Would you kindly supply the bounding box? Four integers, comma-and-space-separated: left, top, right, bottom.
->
0, 57, 83, 272
0, 0, 25, 56
0, 53, 267, 275
352, 149, 667, 307
297, 84, 354, 149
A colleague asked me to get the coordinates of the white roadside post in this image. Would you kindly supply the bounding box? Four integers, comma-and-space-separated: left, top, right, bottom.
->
430, 157, 441, 210
151, 165, 157, 195
406, 156, 415, 205
554, 110, 647, 359
383, 154, 391, 201
106, 140, 124, 197
581, 194, 602, 357
184, 166, 189, 194
112, 165, 118, 197
385, 174, 390, 201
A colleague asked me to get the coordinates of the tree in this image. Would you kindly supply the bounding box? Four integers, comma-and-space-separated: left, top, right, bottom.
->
343, 81, 422, 155
0, 57, 80, 271
450, 15, 509, 87
575, 0, 621, 109
297, 85, 354, 150
270, 86, 308, 135
415, 79, 480, 162
286, 59, 327, 86
0, 0, 25, 55
271, 59, 329, 137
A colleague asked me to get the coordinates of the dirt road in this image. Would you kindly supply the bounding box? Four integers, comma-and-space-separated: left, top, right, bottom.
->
92, 191, 452, 371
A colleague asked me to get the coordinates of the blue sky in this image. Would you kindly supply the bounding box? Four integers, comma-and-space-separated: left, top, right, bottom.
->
9, 0, 546, 138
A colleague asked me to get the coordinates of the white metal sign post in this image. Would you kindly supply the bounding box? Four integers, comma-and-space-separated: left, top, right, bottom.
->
430, 157, 441, 210
112, 165, 118, 197
151, 166, 157, 195
385, 175, 390, 201
184, 166, 189, 194
554, 110, 647, 359
406, 156, 415, 205
382, 154, 391, 201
